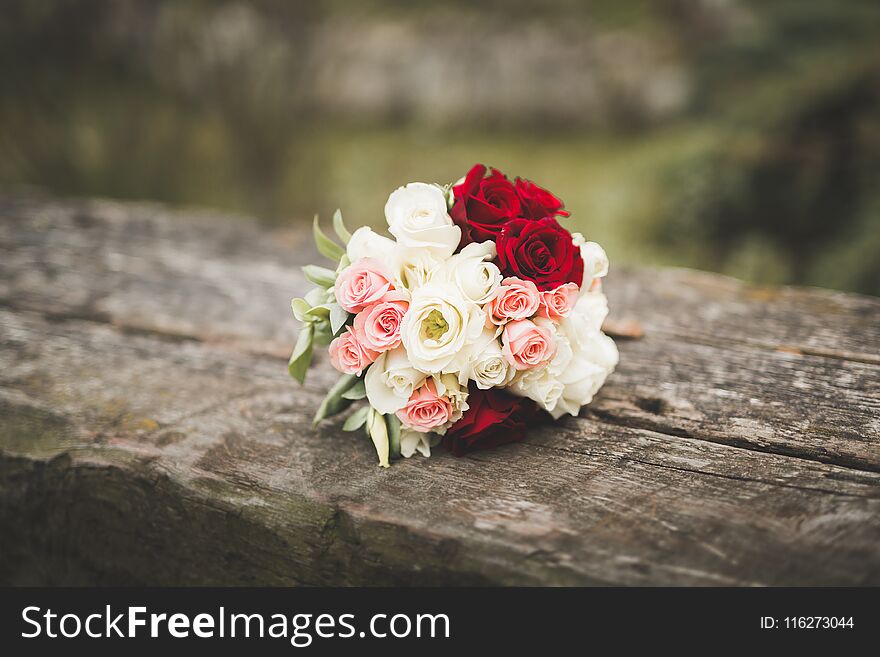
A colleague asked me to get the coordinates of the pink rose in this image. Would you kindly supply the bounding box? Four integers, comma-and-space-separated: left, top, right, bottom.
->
328, 327, 378, 375
335, 257, 393, 313
538, 282, 579, 321
395, 379, 453, 433
353, 292, 409, 352
486, 277, 541, 325
501, 319, 555, 370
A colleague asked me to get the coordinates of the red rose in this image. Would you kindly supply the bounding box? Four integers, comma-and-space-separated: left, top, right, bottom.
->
496, 217, 584, 291
450, 164, 521, 244
515, 177, 569, 221
441, 384, 544, 456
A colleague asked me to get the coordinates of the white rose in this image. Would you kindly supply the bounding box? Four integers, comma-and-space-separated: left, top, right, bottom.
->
572, 233, 609, 280
547, 328, 573, 377
346, 226, 396, 263
573, 290, 609, 331
436, 241, 502, 304
400, 281, 485, 373
459, 327, 514, 389
581, 241, 609, 279
384, 182, 461, 255
433, 373, 469, 428
550, 331, 618, 418
391, 248, 443, 295
549, 298, 618, 418
400, 429, 437, 458
365, 347, 426, 414
509, 364, 565, 412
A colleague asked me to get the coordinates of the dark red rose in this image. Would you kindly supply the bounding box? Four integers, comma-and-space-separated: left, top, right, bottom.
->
515, 177, 569, 220
496, 217, 584, 291
442, 384, 545, 456
450, 164, 521, 244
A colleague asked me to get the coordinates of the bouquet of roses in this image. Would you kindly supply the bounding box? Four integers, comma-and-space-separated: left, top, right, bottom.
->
289, 164, 618, 466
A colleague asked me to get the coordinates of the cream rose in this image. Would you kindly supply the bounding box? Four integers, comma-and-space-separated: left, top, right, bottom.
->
550, 294, 618, 418
346, 226, 397, 263
508, 364, 565, 412
580, 240, 609, 280
364, 347, 426, 414
384, 182, 461, 255
391, 248, 443, 295
459, 327, 514, 389
433, 373, 469, 427
400, 281, 485, 373
437, 241, 502, 304
571, 233, 609, 289
573, 289, 609, 331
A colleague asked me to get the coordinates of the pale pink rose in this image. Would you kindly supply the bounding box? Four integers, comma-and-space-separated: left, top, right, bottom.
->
328, 327, 379, 375
353, 292, 409, 352
334, 257, 393, 313
538, 282, 579, 321
486, 277, 541, 325
395, 379, 452, 433
501, 319, 556, 370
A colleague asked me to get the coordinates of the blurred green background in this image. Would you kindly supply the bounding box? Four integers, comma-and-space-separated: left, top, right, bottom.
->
2, 0, 879, 294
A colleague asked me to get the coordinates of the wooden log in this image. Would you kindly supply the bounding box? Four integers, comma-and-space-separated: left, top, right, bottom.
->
1, 194, 878, 585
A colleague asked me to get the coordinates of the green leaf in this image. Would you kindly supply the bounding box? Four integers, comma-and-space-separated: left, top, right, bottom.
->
332, 209, 352, 244
287, 324, 314, 384
291, 298, 311, 323
336, 254, 351, 274
313, 215, 345, 262
312, 321, 333, 346
313, 373, 359, 425
302, 304, 331, 322
329, 303, 349, 335
342, 405, 369, 431
366, 408, 390, 468
341, 378, 366, 400
302, 265, 336, 289
304, 286, 327, 307
385, 413, 401, 460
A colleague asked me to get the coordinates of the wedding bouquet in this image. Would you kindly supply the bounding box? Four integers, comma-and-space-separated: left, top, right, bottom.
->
289, 164, 618, 466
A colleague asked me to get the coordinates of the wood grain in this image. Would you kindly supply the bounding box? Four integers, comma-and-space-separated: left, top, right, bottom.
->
1, 194, 878, 585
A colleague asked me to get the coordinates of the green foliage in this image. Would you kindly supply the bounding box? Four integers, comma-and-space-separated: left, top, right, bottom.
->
341, 378, 367, 400
342, 405, 369, 431
332, 209, 351, 244
302, 265, 336, 289
313, 215, 345, 262
329, 303, 349, 336
313, 374, 360, 425
385, 413, 401, 460
287, 324, 314, 384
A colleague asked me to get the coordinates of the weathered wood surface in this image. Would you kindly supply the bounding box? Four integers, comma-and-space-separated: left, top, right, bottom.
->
1, 194, 878, 586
